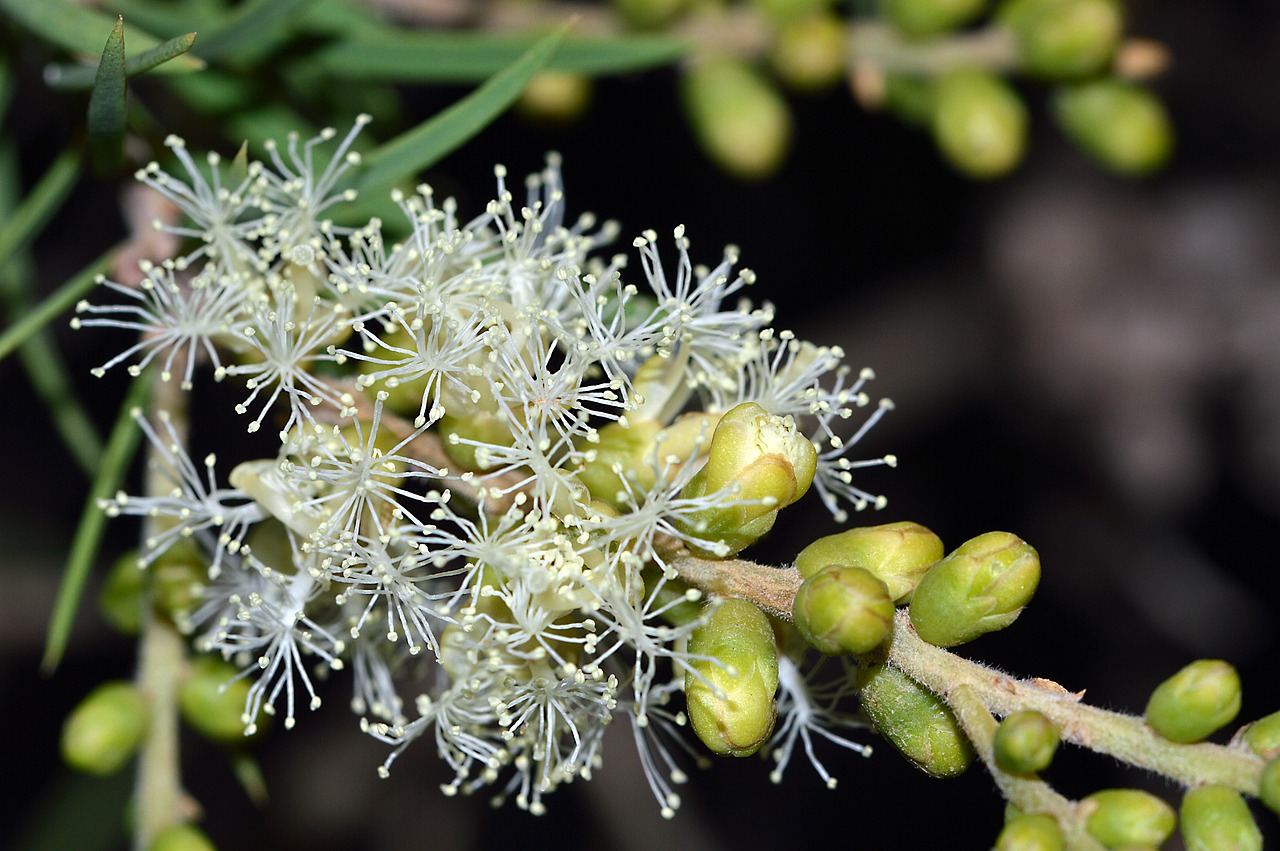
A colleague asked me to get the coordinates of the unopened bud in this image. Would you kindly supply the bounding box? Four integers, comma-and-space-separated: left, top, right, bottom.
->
1082, 788, 1177, 848
1144, 659, 1241, 744
884, 0, 988, 39
793, 565, 894, 655
679, 402, 817, 557
685, 598, 779, 757
1180, 785, 1262, 851
181, 655, 256, 742
439, 409, 515, 472
794, 520, 943, 601
99, 550, 144, 635
995, 813, 1065, 851
579, 418, 663, 507
1243, 710, 1280, 760
856, 660, 974, 776
999, 0, 1124, 79
931, 69, 1028, 179
518, 72, 592, 123
1260, 758, 1280, 819
907, 531, 1040, 647
61, 681, 148, 775
1054, 79, 1172, 176
771, 13, 847, 91
147, 824, 217, 851
993, 710, 1060, 775
682, 58, 792, 180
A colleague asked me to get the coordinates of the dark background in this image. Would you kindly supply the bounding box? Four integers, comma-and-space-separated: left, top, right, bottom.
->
3, 1, 1279, 848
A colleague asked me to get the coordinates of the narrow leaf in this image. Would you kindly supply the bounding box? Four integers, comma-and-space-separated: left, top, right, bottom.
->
45, 32, 201, 91
310, 30, 687, 84
0, 0, 201, 72
194, 0, 317, 63
0, 146, 81, 273
0, 245, 117, 364
354, 23, 571, 199
42, 373, 152, 674
87, 18, 127, 176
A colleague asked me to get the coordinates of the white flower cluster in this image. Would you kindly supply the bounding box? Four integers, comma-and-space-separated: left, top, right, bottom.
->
80, 119, 894, 815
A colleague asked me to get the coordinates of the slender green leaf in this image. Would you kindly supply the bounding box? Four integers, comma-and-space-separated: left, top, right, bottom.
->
194, 0, 317, 63
0, 146, 81, 273
45, 32, 201, 91
353, 23, 571, 198
0, 0, 201, 72
309, 30, 688, 83
87, 18, 127, 175
0, 246, 116, 363
42, 373, 151, 674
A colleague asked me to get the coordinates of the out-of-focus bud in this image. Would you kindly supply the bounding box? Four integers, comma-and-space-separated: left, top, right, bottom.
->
1144, 659, 1241, 744
931, 69, 1028, 179
61, 681, 148, 775
856, 660, 974, 776
1081, 788, 1177, 848
771, 12, 847, 91
1180, 785, 1263, 851
678, 402, 817, 557
682, 57, 792, 180
152, 554, 207, 628
1260, 758, 1280, 818
685, 598, 780, 757
884, 0, 988, 39
147, 824, 217, 851
1054, 79, 1173, 175
794, 520, 943, 602
999, 0, 1123, 79
1242, 710, 1280, 760
180, 655, 256, 743
994, 813, 1065, 851
612, 0, 690, 28
907, 531, 1040, 647
518, 72, 593, 123
751, 0, 835, 24
579, 418, 663, 508
792, 565, 895, 655
100, 549, 144, 635
883, 75, 936, 126
993, 710, 1059, 775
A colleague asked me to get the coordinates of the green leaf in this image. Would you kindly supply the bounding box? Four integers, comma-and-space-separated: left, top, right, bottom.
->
87, 18, 127, 176
309, 30, 688, 83
45, 32, 200, 91
0, 245, 116, 364
42, 373, 152, 674
0, 0, 201, 73
0, 145, 81, 274
353, 22, 571, 199
194, 0, 318, 64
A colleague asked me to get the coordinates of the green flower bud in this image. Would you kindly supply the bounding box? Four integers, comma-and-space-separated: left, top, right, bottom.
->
855, 660, 974, 776
685, 598, 779, 757
147, 824, 217, 851
794, 520, 944, 601
180, 655, 255, 743
793, 565, 895, 655
931, 69, 1028, 179
1144, 659, 1241, 744
1082, 789, 1177, 848
1261, 758, 1280, 819
907, 531, 1040, 647
1054, 80, 1173, 175
771, 12, 847, 91
61, 681, 148, 775
999, 0, 1124, 79
993, 710, 1060, 775
995, 813, 1065, 851
1242, 710, 1280, 759
99, 549, 144, 635
678, 402, 817, 557
579, 418, 663, 508
1180, 785, 1262, 851
682, 58, 792, 180
518, 72, 592, 124
884, 0, 988, 39
152, 557, 207, 627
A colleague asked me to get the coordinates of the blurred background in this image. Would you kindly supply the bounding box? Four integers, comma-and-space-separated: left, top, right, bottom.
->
2, 0, 1279, 847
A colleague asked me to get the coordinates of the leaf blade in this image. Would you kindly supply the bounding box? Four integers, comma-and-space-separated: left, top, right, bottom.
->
0, 0, 201, 72
87, 17, 127, 175
45, 32, 201, 91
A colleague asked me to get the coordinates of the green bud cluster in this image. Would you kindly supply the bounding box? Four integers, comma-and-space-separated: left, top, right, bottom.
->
792, 565, 895, 655
993, 710, 1059, 774
1143, 659, 1241, 744
931, 69, 1028, 180
685, 598, 780, 757
794, 520, 943, 602
1180, 785, 1263, 851
1081, 788, 1177, 848
61, 681, 149, 776
994, 813, 1065, 851
855, 660, 974, 776
908, 531, 1040, 647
